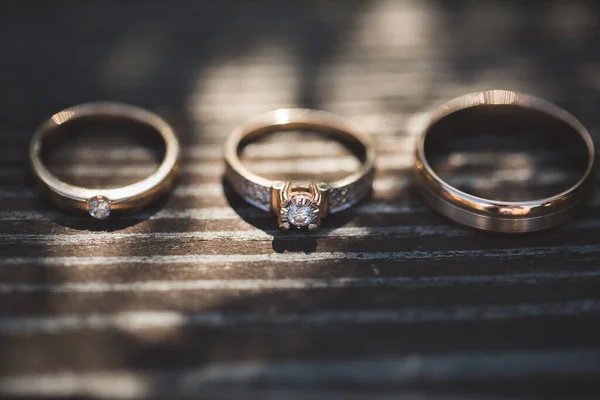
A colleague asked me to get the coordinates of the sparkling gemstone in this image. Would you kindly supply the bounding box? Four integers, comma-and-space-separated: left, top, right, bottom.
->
288, 199, 314, 227
88, 197, 111, 219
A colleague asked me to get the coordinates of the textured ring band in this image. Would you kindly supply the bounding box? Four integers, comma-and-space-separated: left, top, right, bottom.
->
224, 108, 375, 231
414, 90, 596, 233
29, 102, 180, 219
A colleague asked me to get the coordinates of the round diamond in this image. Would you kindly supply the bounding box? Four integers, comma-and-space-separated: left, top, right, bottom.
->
288, 198, 314, 227
88, 196, 111, 219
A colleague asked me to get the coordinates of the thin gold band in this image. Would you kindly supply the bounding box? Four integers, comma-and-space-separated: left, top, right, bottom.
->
29, 102, 180, 218
414, 90, 596, 233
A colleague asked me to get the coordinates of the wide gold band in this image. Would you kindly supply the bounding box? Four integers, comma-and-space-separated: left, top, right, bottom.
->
29, 102, 180, 218
414, 90, 596, 233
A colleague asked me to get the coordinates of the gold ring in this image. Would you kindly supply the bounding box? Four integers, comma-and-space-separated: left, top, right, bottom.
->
224, 109, 375, 231
414, 90, 596, 233
29, 102, 180, 219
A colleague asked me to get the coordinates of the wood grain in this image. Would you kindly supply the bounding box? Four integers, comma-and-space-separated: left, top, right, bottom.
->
1, 1, 600, 398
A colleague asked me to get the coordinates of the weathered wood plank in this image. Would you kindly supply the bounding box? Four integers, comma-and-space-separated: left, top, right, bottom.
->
1, 0, 600, 398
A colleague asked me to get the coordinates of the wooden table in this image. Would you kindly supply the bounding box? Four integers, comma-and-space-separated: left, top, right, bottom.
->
1, 1, 599, 398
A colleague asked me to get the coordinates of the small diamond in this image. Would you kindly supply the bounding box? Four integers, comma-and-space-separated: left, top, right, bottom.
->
287, 197, 314, 227
88, 196, 111, 219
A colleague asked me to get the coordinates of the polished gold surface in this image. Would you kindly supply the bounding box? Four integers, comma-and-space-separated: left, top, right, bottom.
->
224, 108, 375, 230
29, 102, 180, 218
414, 90, 596, 233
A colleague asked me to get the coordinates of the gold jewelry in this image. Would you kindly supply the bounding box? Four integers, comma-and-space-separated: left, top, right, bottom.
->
29, 102, 180, 219
224, 109, 375, 231
414, 90, 596, 233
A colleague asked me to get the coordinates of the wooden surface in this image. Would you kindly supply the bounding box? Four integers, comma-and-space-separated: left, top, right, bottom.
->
1, 1, 600, 398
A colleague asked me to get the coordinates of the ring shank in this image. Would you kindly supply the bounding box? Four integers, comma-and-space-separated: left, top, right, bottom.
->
414, 90, 596, 233
29, 102, 180, 213
224, 109, 376, 214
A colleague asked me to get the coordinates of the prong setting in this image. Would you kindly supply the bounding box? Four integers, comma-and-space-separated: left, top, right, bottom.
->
271, 182, 329, 231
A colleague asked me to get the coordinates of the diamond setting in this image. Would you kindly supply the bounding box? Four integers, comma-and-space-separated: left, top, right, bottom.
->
88, 196, 111, 219
273, 182, 329, 231
287, 196, 315, 228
